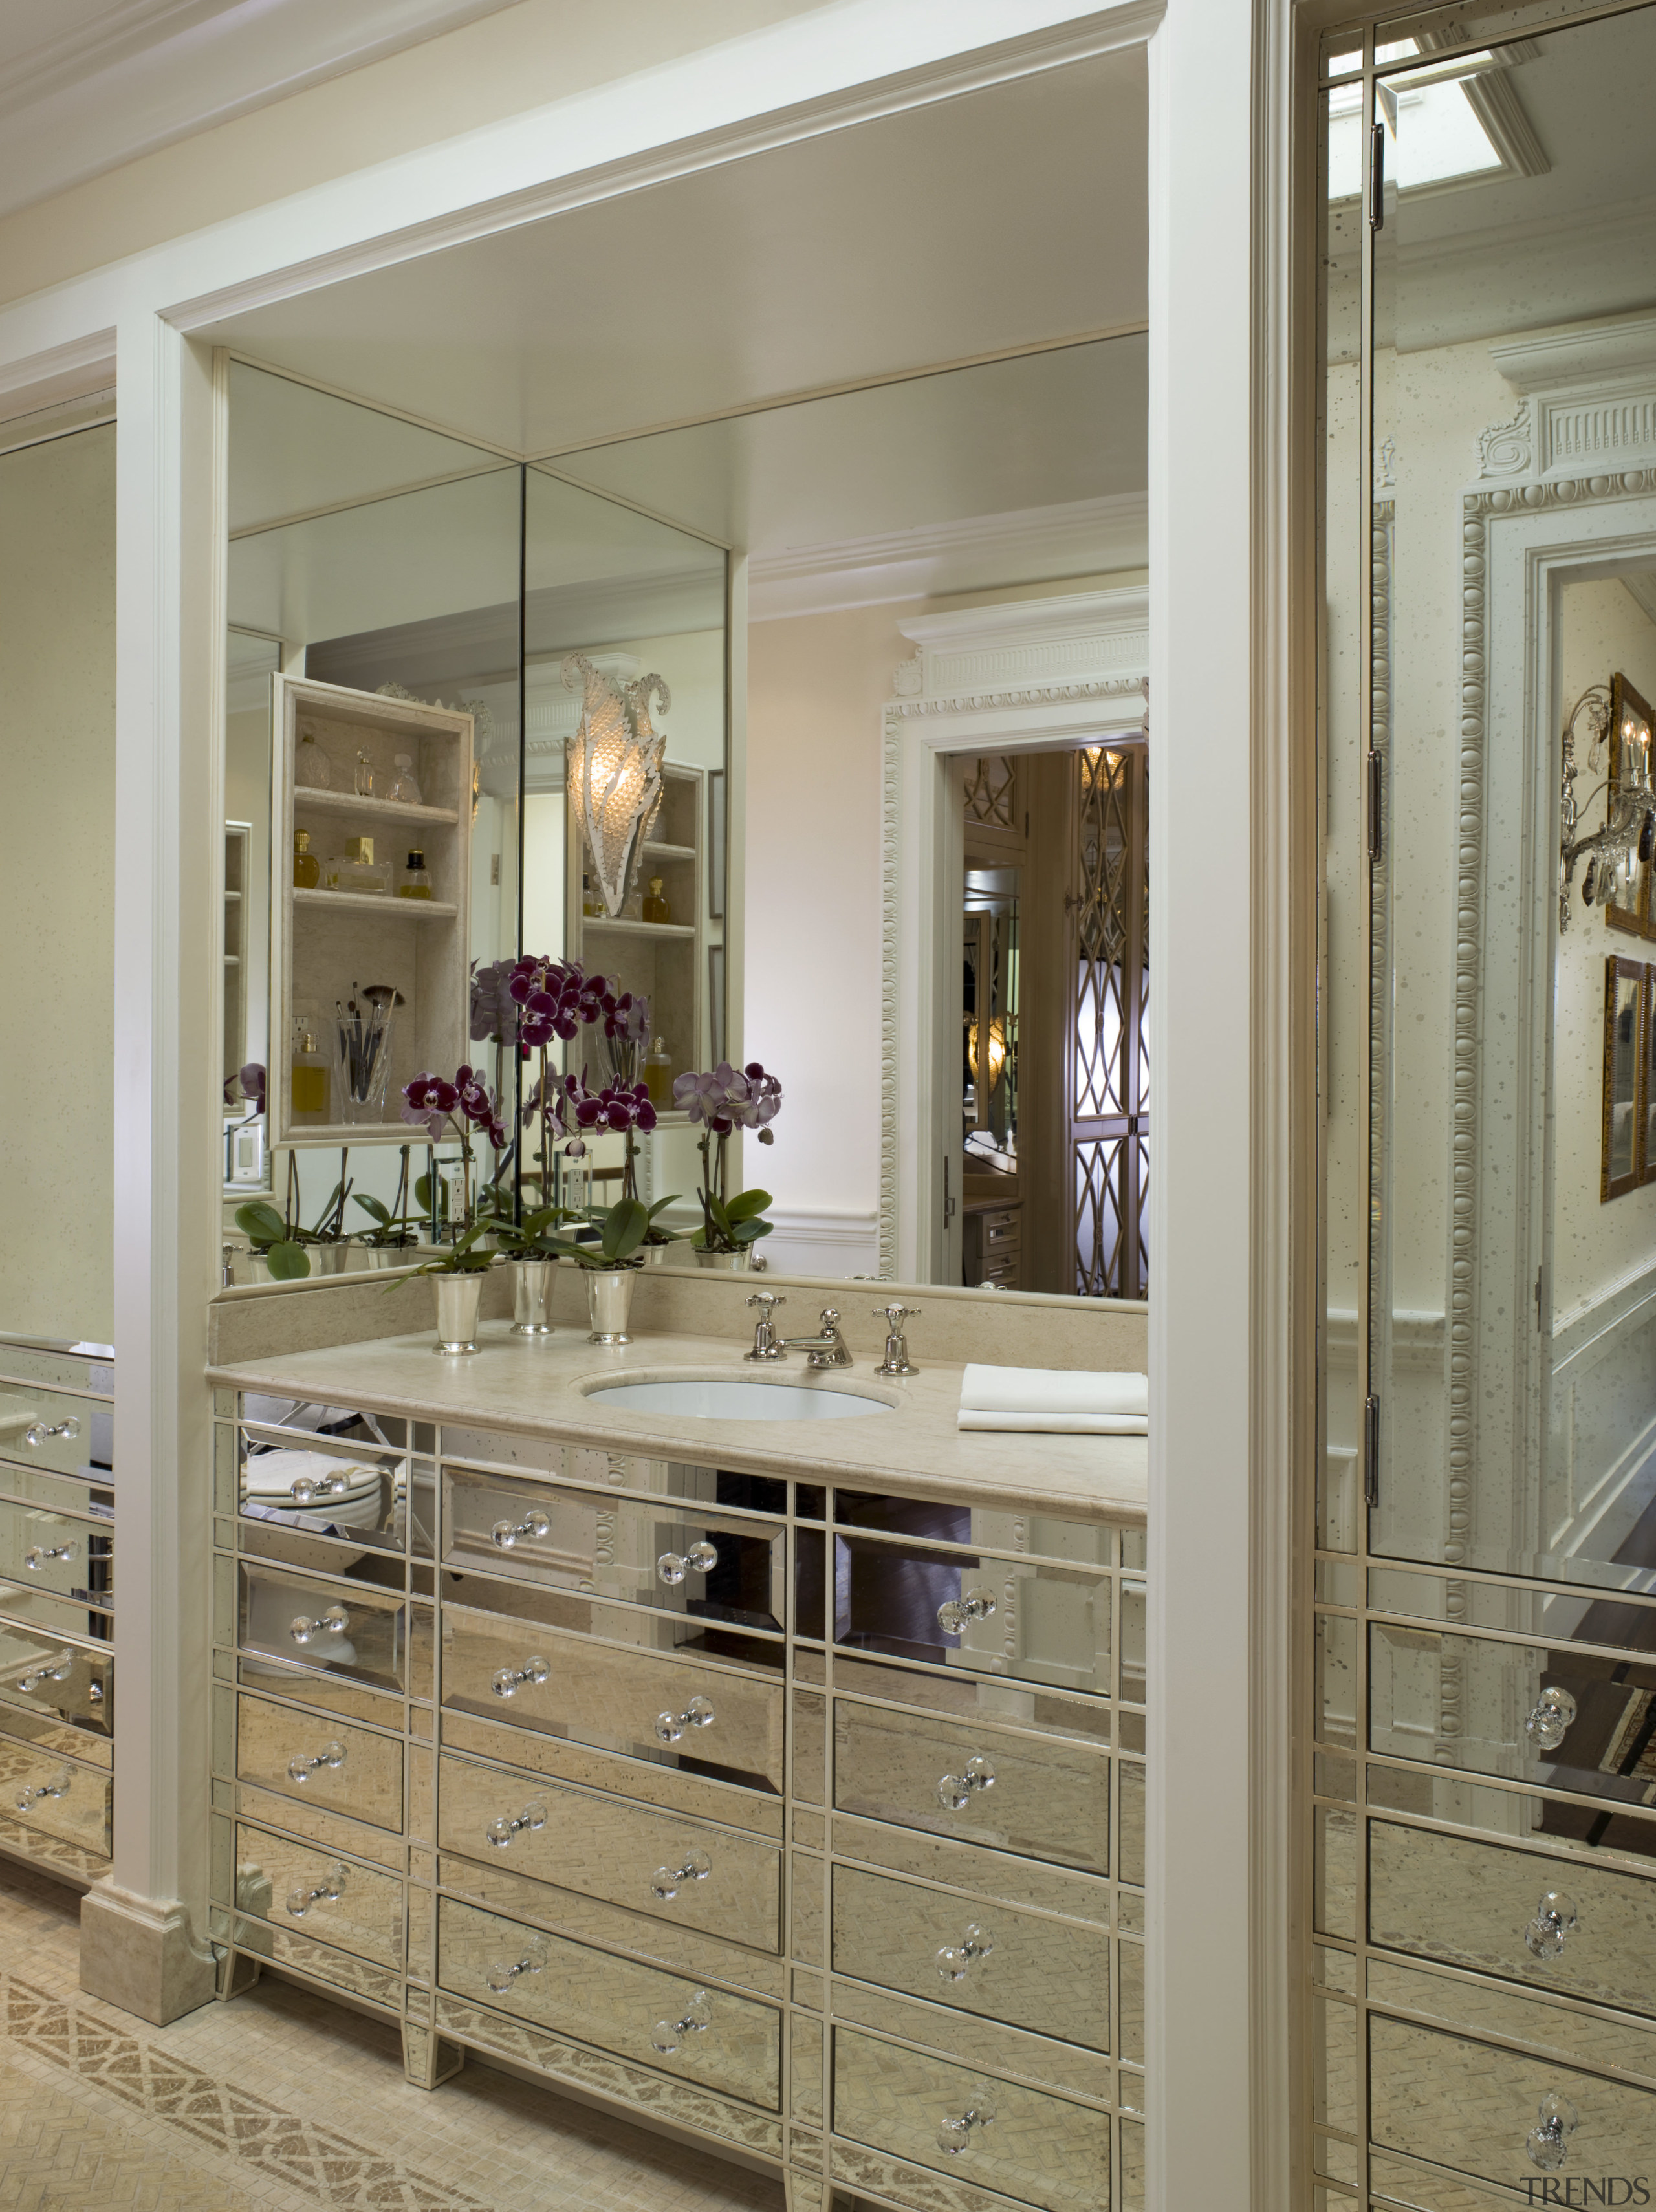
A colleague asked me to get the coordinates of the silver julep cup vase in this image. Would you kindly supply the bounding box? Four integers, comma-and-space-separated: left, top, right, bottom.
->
433, 1272, 484, 1354
512, 1259, 555, 1336
587, 1268, 636, 1345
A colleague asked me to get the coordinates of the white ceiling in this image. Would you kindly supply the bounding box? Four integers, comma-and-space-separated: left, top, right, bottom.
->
200, 47, 1148, 459
0, 0, 519, 216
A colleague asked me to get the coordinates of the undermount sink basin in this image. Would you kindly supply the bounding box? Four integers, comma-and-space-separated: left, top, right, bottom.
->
583, 1376, 895, 1421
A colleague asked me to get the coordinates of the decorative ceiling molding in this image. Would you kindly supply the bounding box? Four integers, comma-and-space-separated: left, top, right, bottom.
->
1479, 312, 1656, 483
747, 493, 1148, 622
0, 328, 116, 424
0, 0, 520, 219
894, 583, 1149, 701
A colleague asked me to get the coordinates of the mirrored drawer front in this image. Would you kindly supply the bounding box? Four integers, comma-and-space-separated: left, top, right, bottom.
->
832, 1493, 1114, 1573
1369, 1623, 1656, 1812
441, 1609, 785, 1795
437, 1895, 781, 2108
0, 1699, 111, 1770
833, 1865, 1109, 2052
832, 2027, 1109, 2212
834, 1701, 1108, 1876
1370, 1819, 1656, 2022
834, 1539, 1109, 1697
0, 1496, 109, 1606
0, 1739, 110, 1854
0, 1383, 111, 1480
0, 1468, 113, 1519
0, 1623, 112, 1738
443, 1469, 785, 1634
832, 1813, 1110, 1925
237, 1562, 404, 1695
222, 1910, 404, 2012
1369, 2015, 1656, 2190
437, 1751, 781, 1951
0, 1581, 110, 1637
228, 1823, 404, 1967
0, 1347, 113, 1399
235, 1691, 404, 1832
439, 1709, 783, 1839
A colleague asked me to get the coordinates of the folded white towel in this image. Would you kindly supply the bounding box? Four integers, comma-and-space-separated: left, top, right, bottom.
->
959, 1363, 1148, 1418
959, 1411, 1148, 1435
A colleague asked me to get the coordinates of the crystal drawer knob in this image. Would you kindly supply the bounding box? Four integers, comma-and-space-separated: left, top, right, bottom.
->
485, 1798, 549, 1849
1525, 1890, 1580, 1960
937, 2105, 995, 2156
286, 1740, 345, 1783
491, 1656, 550, 1698
651, 1990, 712, 2054
23, 1542, 76, 1570
656, 1695, 714, 1744
657, 1542, 718, 1586
16, 1766, 71, 1813
1526, 2092, 1579, 2171
1524, 1686, 1577, 1752
289, 1606, 349, 1645
485, 1933, 548, 1995
938, 1754, 996, 1811
286, 1863, 347, 1918
491, 1510, 550, 1550
289, 1471, 347, 1506
938, 1589, 996, 1636
24, 1418, 79, 1448
17, 1652, 74, 1694
936, 1923, 992, 1983
651, 1849, 712, 1900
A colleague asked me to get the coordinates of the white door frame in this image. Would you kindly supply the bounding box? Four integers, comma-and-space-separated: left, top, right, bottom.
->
878, 588, 1150, 1281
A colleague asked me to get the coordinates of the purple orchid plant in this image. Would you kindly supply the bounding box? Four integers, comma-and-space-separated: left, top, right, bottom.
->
673, 1060, 783, 1255
397, 1065, 508, 1272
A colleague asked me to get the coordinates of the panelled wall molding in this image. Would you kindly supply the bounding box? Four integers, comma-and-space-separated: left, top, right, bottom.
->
878, 585, 1149, 1283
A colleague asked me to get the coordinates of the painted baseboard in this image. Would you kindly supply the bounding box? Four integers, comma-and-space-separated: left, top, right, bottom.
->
757, 1208, 880, 1280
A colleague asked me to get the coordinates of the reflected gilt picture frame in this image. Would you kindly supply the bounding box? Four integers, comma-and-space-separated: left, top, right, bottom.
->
1605, 671, 1656, 938
1602, 953, 1646, 1200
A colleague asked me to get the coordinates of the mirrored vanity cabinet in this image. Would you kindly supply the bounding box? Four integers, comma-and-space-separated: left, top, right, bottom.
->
208, 1396, 1144, 2211
0, 1337, 115, 1887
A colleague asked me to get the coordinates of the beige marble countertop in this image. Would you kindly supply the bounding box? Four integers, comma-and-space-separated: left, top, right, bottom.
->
206, 1319, 1146, 1527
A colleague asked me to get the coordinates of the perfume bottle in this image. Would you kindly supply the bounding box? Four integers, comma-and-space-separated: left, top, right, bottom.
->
323, 836, 391, 895
386, 752, 422, 806
291, 1021, 330, 1126
642, 874, 671, 924
644, 1036, 673, 1107
397, 849, 433, 900
292, 829, 320, 889
354, 750, 376, 798
582, 873, 602, 918
294, 727, 332, 790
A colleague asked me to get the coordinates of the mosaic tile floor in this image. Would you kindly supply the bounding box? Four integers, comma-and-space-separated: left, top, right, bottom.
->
0, 1857, 786, 2212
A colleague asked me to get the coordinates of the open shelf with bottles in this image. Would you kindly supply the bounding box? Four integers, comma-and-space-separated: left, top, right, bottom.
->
271, 673, 473, 1148
566, 761, 707, 1104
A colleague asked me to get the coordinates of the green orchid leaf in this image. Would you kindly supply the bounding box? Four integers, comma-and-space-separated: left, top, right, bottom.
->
353, 1195, 393, 1227
235, 1200, 286, 1248
724, 1188, 773, 1223
600, 1198, 648, 1262
644, 1194, 683, 1222
266, 1240, 310, 1280
730, 1215, 774, 1244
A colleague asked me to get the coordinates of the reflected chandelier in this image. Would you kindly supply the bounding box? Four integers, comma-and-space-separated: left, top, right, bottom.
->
1558, 682, 1656, 929
563, 653, 671, 918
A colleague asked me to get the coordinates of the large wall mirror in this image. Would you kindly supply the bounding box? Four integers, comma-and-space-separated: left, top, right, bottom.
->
213, 48, 1149, 1305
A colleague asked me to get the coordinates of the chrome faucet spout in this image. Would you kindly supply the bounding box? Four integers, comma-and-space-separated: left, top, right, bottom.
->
778, 1307, 853, 1369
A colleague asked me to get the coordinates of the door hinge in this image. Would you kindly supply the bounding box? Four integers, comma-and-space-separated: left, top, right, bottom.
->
943, 1155, 956, 1224
1369, 121, 1385, 230
1367, 748, 1384, 863
1363, 1394, 1381, 1507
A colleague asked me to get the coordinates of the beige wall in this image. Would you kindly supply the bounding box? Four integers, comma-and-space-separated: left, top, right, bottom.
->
0, 0, 838, 310
0, 423, 116, 1341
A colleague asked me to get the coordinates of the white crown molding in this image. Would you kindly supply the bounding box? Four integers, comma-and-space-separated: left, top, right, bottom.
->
746, 493, 1149, 622
0, 0, 521, 220
893, 583, 1149, 703
0, 329, 116, 425
1490, 307, 1656, 395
